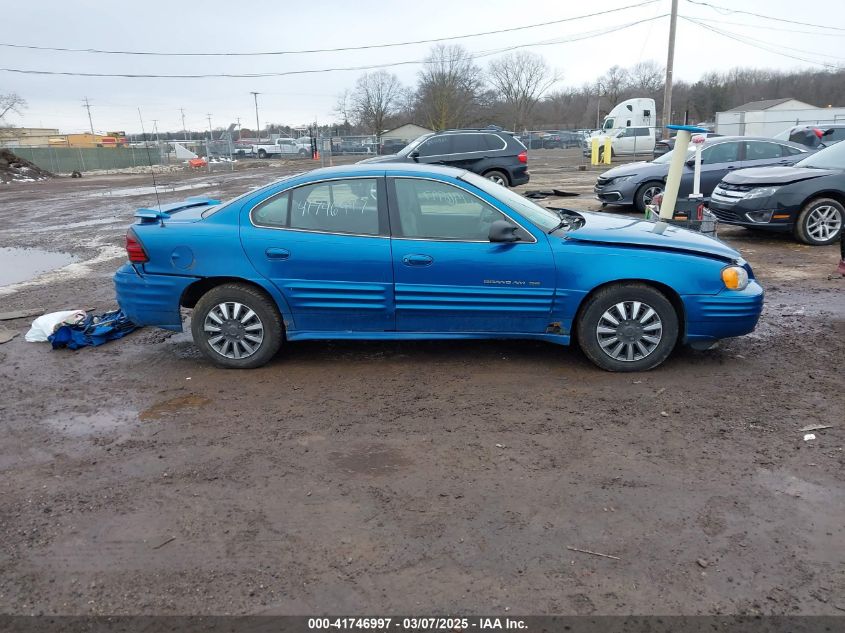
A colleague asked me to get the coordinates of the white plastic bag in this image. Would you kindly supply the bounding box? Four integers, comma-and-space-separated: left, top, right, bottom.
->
25, 310, 86, 343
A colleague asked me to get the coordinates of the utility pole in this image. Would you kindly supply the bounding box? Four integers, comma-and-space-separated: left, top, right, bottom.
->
250, 91, 261, 141
661, 0, 679, 139
236, 117, 242, 140
82, 97, 95, 136
180, 107, 188, 142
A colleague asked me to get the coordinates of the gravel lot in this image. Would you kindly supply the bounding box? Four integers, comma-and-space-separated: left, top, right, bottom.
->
0, 150, 843, 615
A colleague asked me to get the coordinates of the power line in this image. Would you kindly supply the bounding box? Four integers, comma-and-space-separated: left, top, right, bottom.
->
0, 1, 657, 57
685, 15, 845, 37
0, 15, 667, 79
685, 0, 845, 32
680, 16, 844, 69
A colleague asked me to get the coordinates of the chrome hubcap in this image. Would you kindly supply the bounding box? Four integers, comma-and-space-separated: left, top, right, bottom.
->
203, 301, 264, 360
642, 186, 663, 206
806, 205, 842, 241
596, 301, 663, 362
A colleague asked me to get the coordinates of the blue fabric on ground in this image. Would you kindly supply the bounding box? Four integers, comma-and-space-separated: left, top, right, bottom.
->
49, 309, 139, 350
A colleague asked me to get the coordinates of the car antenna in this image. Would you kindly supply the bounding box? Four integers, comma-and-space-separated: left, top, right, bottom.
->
137, 107, 163, 214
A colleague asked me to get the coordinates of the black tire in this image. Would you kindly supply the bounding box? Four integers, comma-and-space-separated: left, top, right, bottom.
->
634, 181, 665, 213
257, 149, 267, 159
483, 169, 510, 187
793, 197, 844, 245
191, 283, 283, 369
576, 283, 679, 372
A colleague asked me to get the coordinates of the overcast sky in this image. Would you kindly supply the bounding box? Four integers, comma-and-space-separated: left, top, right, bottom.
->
3, 0, 843, 134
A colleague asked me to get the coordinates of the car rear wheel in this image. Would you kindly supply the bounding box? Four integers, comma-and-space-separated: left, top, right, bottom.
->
483, 170, 510, 187
576, 283, 679, 372
634, 181, 664, 213
191, 283, 283, 369
794, 198, 843, 245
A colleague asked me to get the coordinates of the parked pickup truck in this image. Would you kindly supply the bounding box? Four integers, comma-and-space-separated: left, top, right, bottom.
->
252, 138, 311, 159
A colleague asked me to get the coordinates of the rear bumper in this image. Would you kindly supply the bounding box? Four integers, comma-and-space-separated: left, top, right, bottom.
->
509, 166, 529, 186
113, 264, 197, 331
682, 281, 764, 344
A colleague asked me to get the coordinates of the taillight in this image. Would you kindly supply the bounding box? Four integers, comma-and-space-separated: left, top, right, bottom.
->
518, 150, 528, 164
125, 229, 149, 263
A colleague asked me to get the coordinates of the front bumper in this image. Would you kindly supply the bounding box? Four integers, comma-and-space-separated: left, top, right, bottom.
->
594, 183, 635, 205
114, 264, 197, 331
707, 201, 796, 231
682, 281, 764, 344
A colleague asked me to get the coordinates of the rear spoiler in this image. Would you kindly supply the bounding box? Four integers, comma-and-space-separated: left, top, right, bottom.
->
134, 196, 220, 224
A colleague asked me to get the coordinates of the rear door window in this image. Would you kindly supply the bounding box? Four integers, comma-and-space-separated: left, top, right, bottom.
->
289, 178, 381, 235
743, 141, 783, 161
451, 134, 485, 153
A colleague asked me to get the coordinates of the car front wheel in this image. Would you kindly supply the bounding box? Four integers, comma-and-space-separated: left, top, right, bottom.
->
634, 181, 664, 213
191, 283, 283, 369
576, 283, 679, 372
794, 197, 843, 245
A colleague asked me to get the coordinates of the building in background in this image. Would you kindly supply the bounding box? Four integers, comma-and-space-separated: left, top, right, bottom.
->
381, 123, 433, 143
0, 127, 61, 147
716, 99, 845, 137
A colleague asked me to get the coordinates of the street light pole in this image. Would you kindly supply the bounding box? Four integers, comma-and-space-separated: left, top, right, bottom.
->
250, 92, 261, 142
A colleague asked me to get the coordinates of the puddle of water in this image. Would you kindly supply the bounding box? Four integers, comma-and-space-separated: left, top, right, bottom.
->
41, 408, 138, 437
0, 247, 77, 287
331, 446, 411, 475
30, 217, 125, 233
84, 182, 218, 198
139, 394, 211, 420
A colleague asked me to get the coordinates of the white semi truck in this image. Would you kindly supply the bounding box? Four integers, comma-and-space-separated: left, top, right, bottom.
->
587, 98, 657, 157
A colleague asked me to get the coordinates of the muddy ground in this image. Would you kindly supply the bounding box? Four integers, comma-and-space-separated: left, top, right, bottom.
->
0, 150, 843, 616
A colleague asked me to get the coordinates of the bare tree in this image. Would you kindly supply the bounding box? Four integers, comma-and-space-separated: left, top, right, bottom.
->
0, 92, 27, 124
487, 51, 559, 131
598, 66, 629, 105
629, 61, 664, 94
417, 44, 483, 130
350, 71, 403, 140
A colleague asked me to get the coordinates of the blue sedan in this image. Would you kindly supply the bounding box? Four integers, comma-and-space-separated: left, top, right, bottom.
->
114, 164, 763, 371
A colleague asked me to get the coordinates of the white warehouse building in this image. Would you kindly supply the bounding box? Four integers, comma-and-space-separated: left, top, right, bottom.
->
715, 98, 845, 137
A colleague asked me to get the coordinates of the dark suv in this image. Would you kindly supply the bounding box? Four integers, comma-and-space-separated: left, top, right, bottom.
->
360, 128, 529, 187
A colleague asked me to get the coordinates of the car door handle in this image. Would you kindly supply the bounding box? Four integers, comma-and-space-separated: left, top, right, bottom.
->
726, 165, 737, 170
402, 254, 434, 266
265, 247, 290, 260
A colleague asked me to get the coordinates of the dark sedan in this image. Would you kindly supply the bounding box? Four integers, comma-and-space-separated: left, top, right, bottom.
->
594, 137, 809, 212
708, 140, 845, 245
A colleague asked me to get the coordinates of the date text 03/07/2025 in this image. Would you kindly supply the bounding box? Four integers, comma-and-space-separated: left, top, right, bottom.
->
307, 617, 527, 630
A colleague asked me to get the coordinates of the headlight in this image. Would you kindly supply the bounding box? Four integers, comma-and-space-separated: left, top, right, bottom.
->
611, 175, 636, 184
743, 186, 780, 200
721, 265, 749, 291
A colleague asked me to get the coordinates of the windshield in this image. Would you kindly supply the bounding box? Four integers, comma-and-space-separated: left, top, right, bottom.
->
460, 171, 561, 232
396, 133, 433, 156
652, 147, 694, 164
795, 140, 845, 170
603, 117, 614, 131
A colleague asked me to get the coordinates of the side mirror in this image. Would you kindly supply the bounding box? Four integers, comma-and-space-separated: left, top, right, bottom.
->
685, 158, 696, 167
488, 220, 520, 243
409, 150, 420, 161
